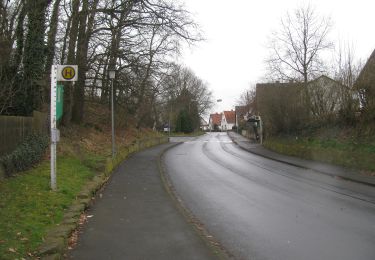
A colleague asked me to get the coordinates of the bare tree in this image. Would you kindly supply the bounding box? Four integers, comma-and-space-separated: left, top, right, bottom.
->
0, 0, 23, 115
266, 4, 332, 84
332, 42, 363, 88
330, 43, 364, 123
237, 85, 256, 107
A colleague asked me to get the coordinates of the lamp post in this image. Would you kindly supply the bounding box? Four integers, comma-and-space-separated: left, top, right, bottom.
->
169, 98, 172, 137
108, 69, 116, 158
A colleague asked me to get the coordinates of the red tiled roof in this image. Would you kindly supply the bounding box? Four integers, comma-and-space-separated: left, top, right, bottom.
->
210, 113, 221, 125
223, 110, 235, 124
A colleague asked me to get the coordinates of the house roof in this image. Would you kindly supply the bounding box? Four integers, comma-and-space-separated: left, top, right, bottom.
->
200, 117, 208, 126
223, 110, 235, 124
209, 113, 221, 125
308, 75, 345, 86
256, 81, 302, 88
355, 48, 375, 88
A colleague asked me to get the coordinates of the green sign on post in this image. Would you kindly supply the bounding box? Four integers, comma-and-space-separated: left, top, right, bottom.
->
56, 84, 64, 121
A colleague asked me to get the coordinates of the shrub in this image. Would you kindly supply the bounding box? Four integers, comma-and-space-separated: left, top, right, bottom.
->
0, 133, 49, 177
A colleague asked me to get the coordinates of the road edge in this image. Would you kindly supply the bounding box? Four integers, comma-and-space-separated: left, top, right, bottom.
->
158, 142, 234, 260
227, 132, 375, 188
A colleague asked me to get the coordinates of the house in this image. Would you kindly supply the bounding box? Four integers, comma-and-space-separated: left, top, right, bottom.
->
255, 75, 352, 134
221, 110, 235, 131
354, 48, 375, 114
208, 113, 222, 131
306, 75, 348, 117
200, 117, 209, 131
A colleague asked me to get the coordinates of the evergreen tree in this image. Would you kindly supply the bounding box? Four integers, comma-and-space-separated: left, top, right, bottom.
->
175, 109, 193, 133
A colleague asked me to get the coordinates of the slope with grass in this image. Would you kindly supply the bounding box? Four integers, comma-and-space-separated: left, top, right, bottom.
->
263, 127, 375, 175
0, 102, 165, 259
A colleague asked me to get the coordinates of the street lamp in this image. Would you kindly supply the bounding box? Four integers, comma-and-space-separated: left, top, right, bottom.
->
108, 69, 116, 158
169, 102, 171, 137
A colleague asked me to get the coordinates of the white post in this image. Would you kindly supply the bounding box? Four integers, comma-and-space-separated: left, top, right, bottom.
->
50, 65, 57, 191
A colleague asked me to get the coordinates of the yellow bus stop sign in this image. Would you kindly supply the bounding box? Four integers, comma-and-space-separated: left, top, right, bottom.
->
57, 65, 78, 81
61, 66, 76, 80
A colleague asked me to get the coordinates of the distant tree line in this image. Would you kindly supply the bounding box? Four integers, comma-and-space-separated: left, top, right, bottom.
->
0, 0, 213, 130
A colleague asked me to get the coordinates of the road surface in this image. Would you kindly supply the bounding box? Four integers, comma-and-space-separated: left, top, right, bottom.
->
164, 133, 375, 260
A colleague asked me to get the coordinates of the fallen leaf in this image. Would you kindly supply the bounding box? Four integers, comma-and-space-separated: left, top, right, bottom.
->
8, 248, 17, 253
87, 215, 94, 218
20, 237, 29, 241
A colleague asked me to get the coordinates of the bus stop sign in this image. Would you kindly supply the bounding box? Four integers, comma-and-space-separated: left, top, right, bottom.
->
57, 65, 78, 81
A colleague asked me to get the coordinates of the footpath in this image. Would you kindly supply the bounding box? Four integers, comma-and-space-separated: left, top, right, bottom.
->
227, 131, 375, 187
67, 143, 217, 260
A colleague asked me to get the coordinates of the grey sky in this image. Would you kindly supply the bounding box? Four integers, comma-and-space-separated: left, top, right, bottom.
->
178, 0, 375, 115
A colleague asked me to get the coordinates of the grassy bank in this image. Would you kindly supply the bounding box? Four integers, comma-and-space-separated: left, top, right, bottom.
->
0, 154, 101, 259
0, 127, 165, 259
0, 101, 168, 259
264, 136, 375, 174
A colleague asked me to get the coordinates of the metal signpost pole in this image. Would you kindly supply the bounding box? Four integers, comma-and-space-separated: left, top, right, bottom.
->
50, 65, 78, 191
50, 65, 57, 191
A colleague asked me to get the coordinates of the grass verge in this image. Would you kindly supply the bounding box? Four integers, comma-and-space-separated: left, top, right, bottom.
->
0, 131, 167, 259
264, 136, 375, 174
0, 154, 103, 259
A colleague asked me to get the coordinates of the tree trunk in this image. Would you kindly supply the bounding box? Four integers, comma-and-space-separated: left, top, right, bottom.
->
13, 1, 26, 69
71, 0, 89, 124
45, 0, 62, 104
22, 0, 50, 115
72, 0, 99, 124
62, 0, 80, 125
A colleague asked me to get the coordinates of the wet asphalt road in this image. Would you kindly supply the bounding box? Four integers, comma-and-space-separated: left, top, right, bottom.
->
164, 133, 375, 260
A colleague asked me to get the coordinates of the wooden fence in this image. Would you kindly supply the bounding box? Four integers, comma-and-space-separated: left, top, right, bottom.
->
0, 111, 48, 156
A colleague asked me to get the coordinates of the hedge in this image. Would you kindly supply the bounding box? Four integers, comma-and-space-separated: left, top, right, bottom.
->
0, 133, 49, 177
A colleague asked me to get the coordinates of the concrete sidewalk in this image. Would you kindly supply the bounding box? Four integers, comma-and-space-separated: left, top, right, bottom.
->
67, 143, 218, 260
227, 131, 375, 187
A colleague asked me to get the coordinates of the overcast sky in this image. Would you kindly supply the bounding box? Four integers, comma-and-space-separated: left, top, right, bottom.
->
177, 0, 375, 116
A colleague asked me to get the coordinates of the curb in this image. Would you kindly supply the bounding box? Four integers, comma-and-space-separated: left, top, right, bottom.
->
37, 137, 169, 260
158, 142, 233, 260
227, 133, 375, 188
